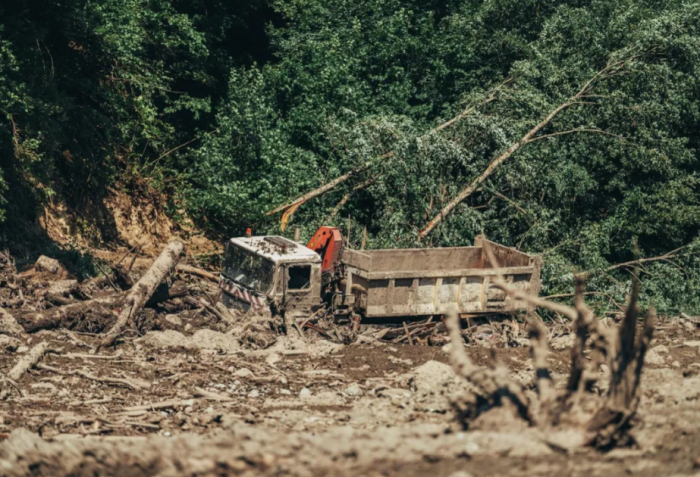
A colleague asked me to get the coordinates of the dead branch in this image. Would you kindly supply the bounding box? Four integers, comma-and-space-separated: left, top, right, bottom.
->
194, 386, 235, 402
267, 80, 510, 222
176, 264, 219, 282
38, 364, 150, 390
526, 314, 554, 409
73, 370, 151, 391
524, 127, 630, 144
479, 238, 654, 447
1, 341, 49, 399
6, 341, 48, 382
16, 281, 189, 333
578, 244, 689, 279
433, 78, 512, 132
420, 59, 631, 237
99, 241, 185, 349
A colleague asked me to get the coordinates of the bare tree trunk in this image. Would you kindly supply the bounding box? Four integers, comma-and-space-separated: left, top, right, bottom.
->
99, 241, 185, 349
267, 161, 374, 216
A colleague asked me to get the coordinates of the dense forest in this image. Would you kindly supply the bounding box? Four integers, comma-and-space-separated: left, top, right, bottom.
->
1, 0, 699, 313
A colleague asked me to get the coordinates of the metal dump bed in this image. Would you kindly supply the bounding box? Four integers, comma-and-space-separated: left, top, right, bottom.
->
341, 236, 541, 318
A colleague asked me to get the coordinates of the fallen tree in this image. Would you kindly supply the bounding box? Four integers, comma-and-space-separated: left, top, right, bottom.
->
419, 58, 634, 237
99, 241, 185, 349
265, 79, 511, 225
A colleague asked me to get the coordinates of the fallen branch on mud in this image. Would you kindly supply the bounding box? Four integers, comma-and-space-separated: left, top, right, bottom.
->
37, 364, 151, 390
99, 241, 185, 349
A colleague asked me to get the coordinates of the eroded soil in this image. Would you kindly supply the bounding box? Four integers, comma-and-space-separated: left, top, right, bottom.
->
0, 251, 699, 477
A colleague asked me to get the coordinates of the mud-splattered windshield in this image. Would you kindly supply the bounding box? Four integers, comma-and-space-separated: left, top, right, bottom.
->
223, 246, 274, 293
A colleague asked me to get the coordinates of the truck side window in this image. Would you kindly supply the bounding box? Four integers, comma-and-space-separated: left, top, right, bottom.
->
288, 265, 311, 290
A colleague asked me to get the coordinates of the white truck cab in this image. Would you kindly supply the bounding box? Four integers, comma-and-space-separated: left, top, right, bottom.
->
220, 235, 323, 319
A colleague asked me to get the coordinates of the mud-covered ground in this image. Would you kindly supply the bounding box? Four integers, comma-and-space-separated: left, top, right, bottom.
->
1, 251, 699, 476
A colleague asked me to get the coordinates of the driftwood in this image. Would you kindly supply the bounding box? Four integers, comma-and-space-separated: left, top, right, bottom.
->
446, 239, 654, 449
420, 58, 634, 237
99, 241, 185, 349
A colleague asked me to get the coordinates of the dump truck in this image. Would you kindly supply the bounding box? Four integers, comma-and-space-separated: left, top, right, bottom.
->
219, 227, 542, 322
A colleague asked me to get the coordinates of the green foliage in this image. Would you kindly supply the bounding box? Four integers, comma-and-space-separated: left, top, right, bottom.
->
190, 0, 700, 314
1, 0, 699, 314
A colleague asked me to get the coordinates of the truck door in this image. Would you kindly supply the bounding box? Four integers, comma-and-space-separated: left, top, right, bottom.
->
282, 262, 321, 319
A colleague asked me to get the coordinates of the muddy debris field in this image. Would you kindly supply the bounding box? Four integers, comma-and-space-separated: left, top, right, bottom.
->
0, 243, 700, 477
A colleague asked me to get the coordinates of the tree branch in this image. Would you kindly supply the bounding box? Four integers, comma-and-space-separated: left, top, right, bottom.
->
419, 57, 635, 238
525, 128, 630, 144
327, 176, 377, 220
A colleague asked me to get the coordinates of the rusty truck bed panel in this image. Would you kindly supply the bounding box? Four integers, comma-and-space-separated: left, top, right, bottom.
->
342, 236, 541, 318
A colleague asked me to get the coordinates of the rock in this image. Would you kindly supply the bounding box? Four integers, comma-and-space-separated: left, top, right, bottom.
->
234, 368, 253, 378
165, 315, 183, 326
299, 387, 312, 399
137, 329, 240, 353
189, 330, 240, 353
684, 341, 700, 348
645, 347, 667, 365
35, 255, 60, 274
550, 335, 574, 351
652, 344, 669, 354
448, 471, 474, 477
407, 361, 458, 394
45, 280, 78, 296
345, 383, 364, 397
672, 361, 680, 368
248, 389, 260, 398
15, 346, 29, 354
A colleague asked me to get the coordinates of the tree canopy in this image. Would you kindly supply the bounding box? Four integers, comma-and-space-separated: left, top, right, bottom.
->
1, 0, 699, 314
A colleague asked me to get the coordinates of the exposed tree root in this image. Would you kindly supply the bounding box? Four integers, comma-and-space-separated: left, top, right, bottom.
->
446, 240, 654, 450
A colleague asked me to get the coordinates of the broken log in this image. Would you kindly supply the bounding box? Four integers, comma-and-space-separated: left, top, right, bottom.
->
7, 342, 48, 382
15, 281, 190, 333
99, 241, 185, 349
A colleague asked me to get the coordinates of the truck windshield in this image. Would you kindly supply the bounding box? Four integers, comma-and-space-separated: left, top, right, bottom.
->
223, 246, 274, 293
